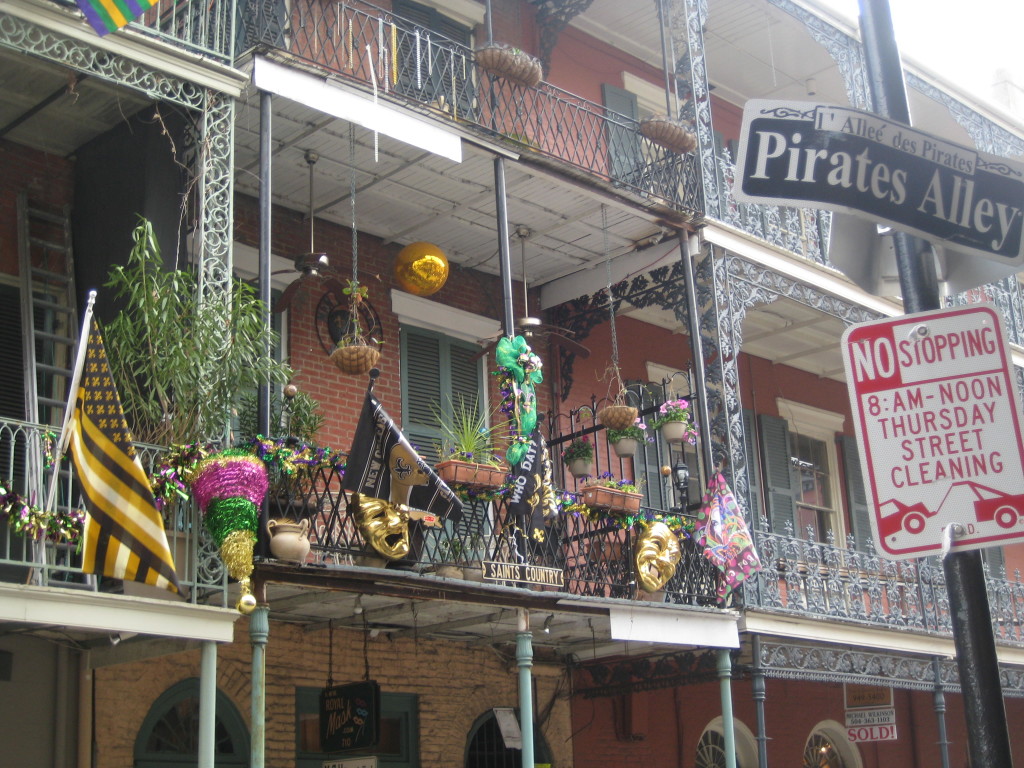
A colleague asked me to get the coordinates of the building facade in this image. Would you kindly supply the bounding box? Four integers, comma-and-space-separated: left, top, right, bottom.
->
2, 0, 1024, 767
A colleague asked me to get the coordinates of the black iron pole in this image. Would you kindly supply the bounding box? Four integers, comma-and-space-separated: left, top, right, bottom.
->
858, 2, 1011, 765
932, 657, 951, 768
493, 157, 516, 337
257, 89, 273, 558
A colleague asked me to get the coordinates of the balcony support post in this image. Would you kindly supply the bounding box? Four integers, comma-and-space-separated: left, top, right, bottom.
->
931, 656, 951, 768
680, 232, 714, 480
493, 158, 516, 337
716, 649, 737, 768
257, 89, 273, 557
516, 608, 535, 768
249, 604, 270, 768
751, 634, 769, 768
198, 641, 217, 768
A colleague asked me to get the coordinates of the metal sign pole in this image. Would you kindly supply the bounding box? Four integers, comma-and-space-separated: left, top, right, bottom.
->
857, 2, 1012, 765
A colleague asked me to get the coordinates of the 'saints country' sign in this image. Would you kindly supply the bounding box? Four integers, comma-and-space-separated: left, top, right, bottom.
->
842, 306, 1024, 559
733, 101, 1024, 266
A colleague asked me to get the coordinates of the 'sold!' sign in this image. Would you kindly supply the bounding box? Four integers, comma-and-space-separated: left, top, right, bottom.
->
733, 101, 1024, 266
842, 306, 1024, 559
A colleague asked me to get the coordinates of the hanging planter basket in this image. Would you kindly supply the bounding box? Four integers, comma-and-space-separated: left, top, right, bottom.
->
475, 44, 543, 88
611, 438, 638, 458
639, 116, 697, 154
598, 404, 638, 431
330, 343, 380, 376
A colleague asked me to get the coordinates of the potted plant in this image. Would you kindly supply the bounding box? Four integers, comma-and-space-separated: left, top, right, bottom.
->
474, 43, 543, 88
561, 436, 594, 479
580, 473, 643, 515
432, 395, 508, 490
607, 418, 650, 458
433, 538, 465, 579
103, 218, 292, 446
652, 398, 698, 445
330, 280, 381, 375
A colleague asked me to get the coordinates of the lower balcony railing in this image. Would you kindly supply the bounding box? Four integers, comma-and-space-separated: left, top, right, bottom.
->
747, 522, 1024, 647
270, 464, 720, 606
235, 0, 701, 215
0, 418, 228, 605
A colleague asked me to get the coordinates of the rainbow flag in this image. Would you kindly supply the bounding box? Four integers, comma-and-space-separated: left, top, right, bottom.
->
76, 0, 158, 36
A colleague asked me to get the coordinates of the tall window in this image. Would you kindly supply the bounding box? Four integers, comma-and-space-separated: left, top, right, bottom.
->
400, 326, 484, 462
791, 432, 837, 543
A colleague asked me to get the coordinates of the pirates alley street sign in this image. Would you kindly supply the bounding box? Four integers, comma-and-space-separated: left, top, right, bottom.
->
733, 100, 1024, 266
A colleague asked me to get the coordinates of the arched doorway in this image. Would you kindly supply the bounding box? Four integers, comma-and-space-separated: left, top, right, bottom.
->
133, 678, 249, 767
802, 721, 861, 768
464, 709, 552, 768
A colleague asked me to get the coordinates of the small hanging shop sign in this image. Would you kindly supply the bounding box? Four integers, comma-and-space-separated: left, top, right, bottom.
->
320, 681, 380, 752
483, 560, 564, 588
323, 758, 378, 768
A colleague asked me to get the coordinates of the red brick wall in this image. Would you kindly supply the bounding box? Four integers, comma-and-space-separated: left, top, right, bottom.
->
94, 617, 573, 767
233, 193, 533, 450
570, 672, 1024, 768
0, 138, 75, 276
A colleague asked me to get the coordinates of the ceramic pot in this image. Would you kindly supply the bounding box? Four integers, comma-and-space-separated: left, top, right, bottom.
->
659, 420, 689, 444
611, 438, 638, 458
266, 518, 310, 563
565, 458, 594, 479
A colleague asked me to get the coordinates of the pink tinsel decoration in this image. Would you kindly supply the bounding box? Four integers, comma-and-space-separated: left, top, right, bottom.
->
192, 453, 268, 513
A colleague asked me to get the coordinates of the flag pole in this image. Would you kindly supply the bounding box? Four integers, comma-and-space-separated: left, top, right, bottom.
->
44, 290, 97, 513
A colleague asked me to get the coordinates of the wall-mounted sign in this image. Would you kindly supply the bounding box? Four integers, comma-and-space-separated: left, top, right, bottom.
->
734, 100, 1024, 267
482, 561, 564, 587
323, 758, 378, 768
320, 681, 380, 753
844, 683, 893, 709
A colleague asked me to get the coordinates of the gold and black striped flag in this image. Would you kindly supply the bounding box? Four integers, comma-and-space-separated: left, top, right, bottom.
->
69, 320, 179, 593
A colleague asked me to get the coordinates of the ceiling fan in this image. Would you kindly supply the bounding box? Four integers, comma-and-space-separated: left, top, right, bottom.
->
474, 226, 591, 361
272, 150, 347, 313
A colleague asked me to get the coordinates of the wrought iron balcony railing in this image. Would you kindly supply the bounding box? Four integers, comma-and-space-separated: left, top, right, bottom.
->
714, 149, 833, 267
235, 0, 701, 216
0, 418, 228, 605
53, 0, 234, 60
747, 520, 1024, 647
268, 463, 720, 606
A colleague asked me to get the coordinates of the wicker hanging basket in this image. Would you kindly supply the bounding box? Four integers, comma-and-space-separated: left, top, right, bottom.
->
598, 404, 639, 431
475, 44, 543, 88
330, 343, 380, 376
639, 116, 697, 154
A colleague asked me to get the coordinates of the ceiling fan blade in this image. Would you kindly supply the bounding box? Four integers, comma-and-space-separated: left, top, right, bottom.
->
272, 279, 303, 313
549, 332, 590, 359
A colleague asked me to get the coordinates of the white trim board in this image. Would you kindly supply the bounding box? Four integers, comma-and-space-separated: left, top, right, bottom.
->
252, 56, 463, 163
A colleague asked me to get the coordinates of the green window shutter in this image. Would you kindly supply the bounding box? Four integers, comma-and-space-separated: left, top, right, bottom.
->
840, 435, 872, 551
758, 413, 796, 535
601, 83, 641, 183
400, 326, 482, 463
985, 545, 1006, 578
742, 410, 762, 526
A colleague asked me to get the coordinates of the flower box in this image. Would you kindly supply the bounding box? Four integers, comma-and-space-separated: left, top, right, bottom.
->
435, 459, 508, 490
581, 484, 643, 514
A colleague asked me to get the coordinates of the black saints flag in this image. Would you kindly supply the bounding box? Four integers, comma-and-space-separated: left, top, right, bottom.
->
507, 429, 558, 543
344, 392, 462, 520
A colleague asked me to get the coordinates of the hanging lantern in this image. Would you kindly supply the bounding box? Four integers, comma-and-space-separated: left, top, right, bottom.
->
394, 241, 449, 296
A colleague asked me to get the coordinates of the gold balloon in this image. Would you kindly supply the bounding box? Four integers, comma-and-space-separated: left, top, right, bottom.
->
394, 241, 449, 296
634, 522, 682, 593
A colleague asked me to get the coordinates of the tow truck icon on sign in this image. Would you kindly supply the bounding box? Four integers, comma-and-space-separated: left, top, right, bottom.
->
878, 482, 1024, 549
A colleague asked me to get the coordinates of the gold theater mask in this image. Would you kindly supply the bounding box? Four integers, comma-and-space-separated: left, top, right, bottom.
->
354, 493, 411, 561
634, 521, 682, 593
